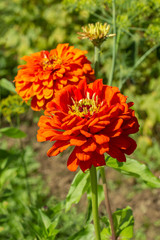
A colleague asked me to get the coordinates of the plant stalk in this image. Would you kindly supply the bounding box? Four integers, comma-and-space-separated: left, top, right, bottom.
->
94, 46, 101, 78
90, 165, 101, 240
108, 0, 116, 86
100, 167, 116, 240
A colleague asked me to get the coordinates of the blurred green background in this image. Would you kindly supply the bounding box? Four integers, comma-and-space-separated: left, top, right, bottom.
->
0, 0, 160, 239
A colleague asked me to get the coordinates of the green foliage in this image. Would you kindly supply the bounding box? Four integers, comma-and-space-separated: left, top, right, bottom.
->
101, 207, 134, 240
65, 169, 90, 211
68, 224, 94, 240
0, 78, 16, 93
0, 95, 28, 123
0, 127, 27, 138
106, 156, 160, 188
0, 139, 86, 240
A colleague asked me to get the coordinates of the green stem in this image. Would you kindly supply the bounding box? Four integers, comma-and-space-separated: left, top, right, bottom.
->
100, 167, 116, 240
90, 165, 101, 240
94, 46, 101, 78
119, 43, 160, 90
108, 0, 116, 86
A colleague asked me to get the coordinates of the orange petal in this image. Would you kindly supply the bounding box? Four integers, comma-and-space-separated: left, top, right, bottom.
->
81, 139, 97, 152
93, 134, 109, 145
47, 141, 70, 156
96, 143, 109, 155
67, 150, 79, 172
70, 136, 87, 146
80, 130, 92, 138
75, 149, 91, 161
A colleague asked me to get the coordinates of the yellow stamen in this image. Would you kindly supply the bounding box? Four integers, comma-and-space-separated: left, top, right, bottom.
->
68, 95, 100, 118
42, 55, 62, 70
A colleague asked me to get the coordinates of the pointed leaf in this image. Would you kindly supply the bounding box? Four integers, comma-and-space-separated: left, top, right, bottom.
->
38, 209, 51, 230
65, 170, 90, 211
68, 224, 94, 240
0, 78, 16, 93
106, 156, 160, 188
101, 206, 134, 240
0, 127, 26, 138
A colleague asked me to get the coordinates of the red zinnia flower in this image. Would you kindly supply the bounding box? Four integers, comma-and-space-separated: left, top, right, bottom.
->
14, 43, 95, 111
37, 79, 139, 172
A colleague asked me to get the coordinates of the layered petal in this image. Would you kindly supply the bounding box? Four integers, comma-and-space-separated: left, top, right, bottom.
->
37, 79, 139, 172
14, 44, 95, 111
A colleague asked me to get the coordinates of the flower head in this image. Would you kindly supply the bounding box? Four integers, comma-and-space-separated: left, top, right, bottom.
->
14, 43, 95, 111
78, 22, 116, 46
37, 79, 139, 172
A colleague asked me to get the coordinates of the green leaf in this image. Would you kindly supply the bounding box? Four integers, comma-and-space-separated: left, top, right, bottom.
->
101, 207, 134, 240
0, 127, 26, 138
101, 227, 111, 240
0, 168, 17, 189
38, 209, 51, 230
106, 156, 160, 188
113, 207, 134, 239
68, 224, 94, 240
65, 170, 90, 211
0, 78, 16, 93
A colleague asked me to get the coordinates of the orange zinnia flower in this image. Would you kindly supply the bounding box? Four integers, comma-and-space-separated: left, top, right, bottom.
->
14, 44, 95, 111
37, 79, 139, 172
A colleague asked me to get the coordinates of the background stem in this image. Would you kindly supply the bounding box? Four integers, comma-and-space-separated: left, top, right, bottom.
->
100, 167, 116, 240
119, 43, 160, 90
90, 165, 101, 240
108, 0, 116, 86
94, 46, 101, 78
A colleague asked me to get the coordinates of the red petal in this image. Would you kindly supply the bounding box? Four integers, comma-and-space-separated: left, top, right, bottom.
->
79, 160, 92, 172
92, 152, 105, 167
124, 137, 137, 155
89, 125, 105, 133
107, 145, 126, 162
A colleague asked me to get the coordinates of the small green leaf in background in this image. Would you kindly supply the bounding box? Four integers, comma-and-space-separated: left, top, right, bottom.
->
38, 209, 51, 230
0, 78, 16, 93
0, 127, 26, 138
106, 156, 160, 188
68, 224, 94, 240
113, 207, 134, 239
101, 206, 134, 240
30, 209, 59, 240
65, 170, 90, 211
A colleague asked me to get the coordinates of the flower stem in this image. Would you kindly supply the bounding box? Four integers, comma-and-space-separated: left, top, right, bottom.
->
100, 167, 116, 240
94, 46, 101, 78
108, 0, 116, 86
90, 165, 101, 240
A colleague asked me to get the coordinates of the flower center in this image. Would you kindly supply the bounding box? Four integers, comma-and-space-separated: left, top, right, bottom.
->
68, 93, 100, 118
42, 54, 62, 71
